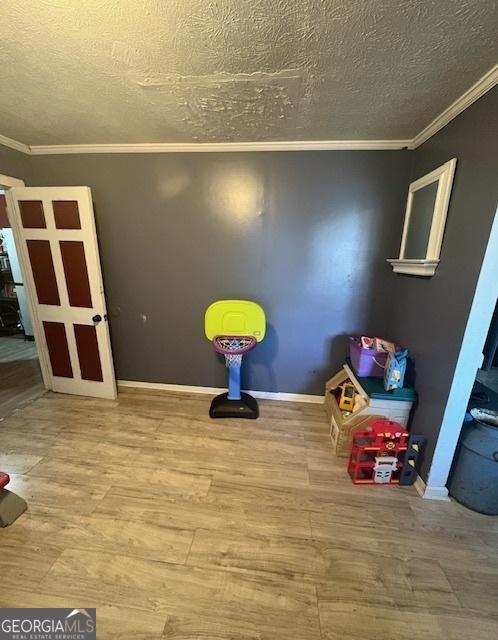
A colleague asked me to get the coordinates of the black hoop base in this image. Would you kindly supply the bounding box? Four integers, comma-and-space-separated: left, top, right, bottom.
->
209, 392, 259, 420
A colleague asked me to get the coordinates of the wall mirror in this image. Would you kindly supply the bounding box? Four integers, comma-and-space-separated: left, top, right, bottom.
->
388, 158, 457, 276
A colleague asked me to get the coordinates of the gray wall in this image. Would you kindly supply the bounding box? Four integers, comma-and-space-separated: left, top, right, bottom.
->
2, 87, 496, 482
27, 151, 411, 393
0, 145, 31, 183
386, 87, 498, 479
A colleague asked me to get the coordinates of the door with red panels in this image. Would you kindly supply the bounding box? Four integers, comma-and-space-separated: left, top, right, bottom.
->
7, 187, 116, 399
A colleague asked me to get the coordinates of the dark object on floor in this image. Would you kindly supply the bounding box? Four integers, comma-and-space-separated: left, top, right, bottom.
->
399, 433, 426, 485
0, 471, 28, 527
470, 389, 490, 404
449, 412, 498, 515
209, 392, 259, 419
468, 380, 498, 410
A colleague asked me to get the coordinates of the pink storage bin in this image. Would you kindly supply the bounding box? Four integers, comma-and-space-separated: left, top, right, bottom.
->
349, 337, 388, 377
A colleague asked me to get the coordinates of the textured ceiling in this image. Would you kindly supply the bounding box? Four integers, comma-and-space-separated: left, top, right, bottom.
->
0, 1, 496, 145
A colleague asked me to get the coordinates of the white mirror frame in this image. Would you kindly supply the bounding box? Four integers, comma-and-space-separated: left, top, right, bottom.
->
388, 158, 457, 276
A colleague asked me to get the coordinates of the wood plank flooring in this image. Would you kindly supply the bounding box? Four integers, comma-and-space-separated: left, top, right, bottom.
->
0, 334, 44, 420
0, 388, 497, 639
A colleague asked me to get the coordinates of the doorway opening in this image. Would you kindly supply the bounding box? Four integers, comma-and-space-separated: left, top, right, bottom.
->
0, 179, 44, 418
424, 206, 498, 499
477, 299, 498, 393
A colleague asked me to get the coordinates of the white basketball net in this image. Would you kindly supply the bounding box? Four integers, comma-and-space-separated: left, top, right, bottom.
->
214, 336, 255, 368
224, 353, 243, 368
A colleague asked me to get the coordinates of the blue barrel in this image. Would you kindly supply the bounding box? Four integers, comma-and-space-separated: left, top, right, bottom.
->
449, 418, 498, 515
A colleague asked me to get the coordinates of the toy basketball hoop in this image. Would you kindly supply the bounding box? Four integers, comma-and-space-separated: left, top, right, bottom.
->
205, 300, 266, 419
212, 335, 257, 368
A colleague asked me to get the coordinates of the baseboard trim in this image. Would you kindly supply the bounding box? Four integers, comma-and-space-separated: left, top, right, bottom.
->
117, 379, 324, 404
413, 473, 427, 497
413, 474, 451, 501
422, 484, 451, 501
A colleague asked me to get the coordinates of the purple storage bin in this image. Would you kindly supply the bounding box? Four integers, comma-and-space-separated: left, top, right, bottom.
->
349, 337, 388, 377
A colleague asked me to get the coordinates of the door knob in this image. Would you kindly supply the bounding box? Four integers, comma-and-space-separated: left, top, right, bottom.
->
92, 314, 102, 323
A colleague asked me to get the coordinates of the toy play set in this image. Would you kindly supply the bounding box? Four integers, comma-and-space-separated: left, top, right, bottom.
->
205, 299, 265, 419
324, 335, 424, 486
338, 381, 356, 411
347, 418, 425, 485
324, 362, 416, 456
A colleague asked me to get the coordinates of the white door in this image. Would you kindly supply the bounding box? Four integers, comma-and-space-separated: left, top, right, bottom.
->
6, 187, 116, 399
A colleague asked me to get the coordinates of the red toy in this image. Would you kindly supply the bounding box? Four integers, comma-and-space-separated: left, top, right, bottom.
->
0, 471, 27, 527
0, 472, 10, 490
348, 419, 409, 484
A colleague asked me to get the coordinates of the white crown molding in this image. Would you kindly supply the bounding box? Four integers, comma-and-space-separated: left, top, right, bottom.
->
117, 379, 324, 404
410, 63, 498, 149
28, 139, 410, 154
0, 64, 496, 155
0, 133, 31, 154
